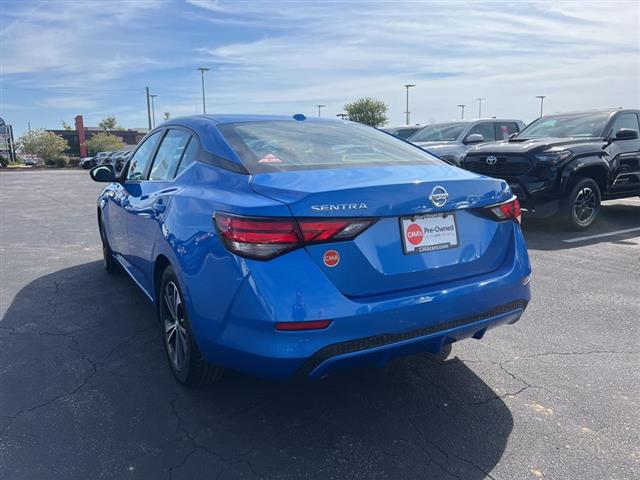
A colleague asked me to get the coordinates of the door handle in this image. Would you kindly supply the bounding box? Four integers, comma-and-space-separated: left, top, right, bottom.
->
152, 201, 166, 214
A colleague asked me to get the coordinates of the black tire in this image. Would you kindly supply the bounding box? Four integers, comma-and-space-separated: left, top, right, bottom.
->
559, 177, 601, 230
99, 219, 122, 274
158, 266, 223, 387
423, 343, 452, 363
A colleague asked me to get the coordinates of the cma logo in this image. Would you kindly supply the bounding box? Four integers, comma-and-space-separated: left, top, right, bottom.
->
311, 203, 368, 212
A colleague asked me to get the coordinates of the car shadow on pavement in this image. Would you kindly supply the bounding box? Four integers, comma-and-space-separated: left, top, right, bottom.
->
1, 261, 513, 480
522, 202, 640, 251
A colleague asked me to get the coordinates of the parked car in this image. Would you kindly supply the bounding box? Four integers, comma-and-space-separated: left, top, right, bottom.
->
94, 151, 112, 165
114, 151, 132, 172
381, 125, 423, 140
24, 158, 39, 167
90, 114, 531, 386
463, 109, 640, 229
408, 119, 525, 165
80, 157, 96, 169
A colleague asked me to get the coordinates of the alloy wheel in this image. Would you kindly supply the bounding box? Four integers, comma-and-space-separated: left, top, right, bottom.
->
163, 281, 189, 372
573, 187, 597, 225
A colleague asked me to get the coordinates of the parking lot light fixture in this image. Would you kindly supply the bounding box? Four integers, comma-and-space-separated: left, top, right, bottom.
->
536, 95, 546, 117
317, 104, 326, 117
476, 97, 485, 118
198, 67, 211, 114
149, 94, 158, 128
457, 104, 466, 120
403, 84, 416, 125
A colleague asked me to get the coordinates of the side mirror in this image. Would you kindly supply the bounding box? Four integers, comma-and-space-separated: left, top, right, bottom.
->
90, 164, 116, 183
508, 132, 518, 140
464, 133, 485, 144
613, 128, 638, 141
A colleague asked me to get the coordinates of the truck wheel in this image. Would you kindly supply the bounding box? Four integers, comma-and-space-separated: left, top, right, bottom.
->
560, 177, 601, 230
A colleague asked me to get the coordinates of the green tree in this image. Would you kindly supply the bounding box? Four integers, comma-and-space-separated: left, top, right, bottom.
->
163, 112, 170, 121
18, 129, 69, 162
344, 97, 389, 127
85, 132, 124, 155
61, 120, 72, 130
98, 116, 122, 131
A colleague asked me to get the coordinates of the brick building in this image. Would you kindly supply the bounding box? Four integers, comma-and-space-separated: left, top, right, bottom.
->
47, 115, 147, 157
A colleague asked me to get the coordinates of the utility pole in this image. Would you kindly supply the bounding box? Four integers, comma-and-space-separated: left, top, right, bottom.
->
476, 97, 485, 118
536, 95, 546, 117
145, 87, 152, 130
149, 94, 158, 128
317, 104, 325, 117
457, 104, 466, 120
403, 84, 416, 124
28, 122, 31, 133
197, 67, 210, 114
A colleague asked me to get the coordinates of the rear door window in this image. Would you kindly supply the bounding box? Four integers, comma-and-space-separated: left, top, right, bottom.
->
495, 122, 519, 140
175, 135, 201, 177
466, 122, 496, 142
149, 129, 191, 180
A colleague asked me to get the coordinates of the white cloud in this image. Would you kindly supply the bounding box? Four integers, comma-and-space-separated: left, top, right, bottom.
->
191, 1, 640, 124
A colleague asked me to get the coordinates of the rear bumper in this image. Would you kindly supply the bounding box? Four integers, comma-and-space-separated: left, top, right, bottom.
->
297, 300, 526, 378
187, 224, 532, 380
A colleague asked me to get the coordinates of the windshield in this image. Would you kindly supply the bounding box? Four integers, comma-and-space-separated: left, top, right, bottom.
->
408, 123, 467, 142
518, 112, 612, 139
219, 121, 444, 173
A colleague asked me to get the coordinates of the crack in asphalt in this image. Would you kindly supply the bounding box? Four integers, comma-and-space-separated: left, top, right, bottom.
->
167, 395, 262, 480
0, 323, 156, 437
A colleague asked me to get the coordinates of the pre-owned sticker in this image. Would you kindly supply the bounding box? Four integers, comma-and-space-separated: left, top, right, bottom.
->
323, 250, 340, 267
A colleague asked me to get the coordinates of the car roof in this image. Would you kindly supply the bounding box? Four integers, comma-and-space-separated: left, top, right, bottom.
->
536, 109, 638, 117
166, 114, 337, 126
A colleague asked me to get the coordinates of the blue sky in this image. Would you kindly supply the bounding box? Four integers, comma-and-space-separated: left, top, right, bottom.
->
1, 0, 639, 137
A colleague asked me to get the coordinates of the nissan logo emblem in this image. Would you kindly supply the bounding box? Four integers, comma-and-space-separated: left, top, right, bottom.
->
429, 186, 449, 207
486, 155, 498, 165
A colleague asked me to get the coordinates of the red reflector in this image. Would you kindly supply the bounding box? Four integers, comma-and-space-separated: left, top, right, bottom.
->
275, 320, 331, 331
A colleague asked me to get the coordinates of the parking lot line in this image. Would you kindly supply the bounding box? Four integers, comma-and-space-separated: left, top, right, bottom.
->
563, 227, 640, 243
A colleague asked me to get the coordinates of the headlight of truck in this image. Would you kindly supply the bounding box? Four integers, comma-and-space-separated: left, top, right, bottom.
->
534, 148, 572, 163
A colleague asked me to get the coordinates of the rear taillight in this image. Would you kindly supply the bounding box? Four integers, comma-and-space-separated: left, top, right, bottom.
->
214, 213, 375, 260
486, 197, 521, 224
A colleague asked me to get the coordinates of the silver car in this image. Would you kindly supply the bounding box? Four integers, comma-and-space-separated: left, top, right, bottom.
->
408, 119, 525, 165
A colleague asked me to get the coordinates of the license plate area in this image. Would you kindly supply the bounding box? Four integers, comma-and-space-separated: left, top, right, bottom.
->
400, 212, 459, 254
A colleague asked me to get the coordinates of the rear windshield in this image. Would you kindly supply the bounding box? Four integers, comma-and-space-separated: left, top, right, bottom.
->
218, 121, 444, 173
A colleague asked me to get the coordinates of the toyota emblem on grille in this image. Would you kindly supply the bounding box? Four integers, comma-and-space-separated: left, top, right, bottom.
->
486, 155, 498, 165
429, 186, 449, 207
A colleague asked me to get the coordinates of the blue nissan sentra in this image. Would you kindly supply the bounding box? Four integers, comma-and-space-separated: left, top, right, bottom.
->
90, 114, 531, 386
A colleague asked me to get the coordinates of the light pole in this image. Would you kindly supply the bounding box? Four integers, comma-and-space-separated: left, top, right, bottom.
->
149, 94, 158, 128
536, 95, 546, 117
403, 84, 416, 124
476, 97, 485, 118
197, 67, 210, 114
317, 104, 326, 117
457, 104, 466, 120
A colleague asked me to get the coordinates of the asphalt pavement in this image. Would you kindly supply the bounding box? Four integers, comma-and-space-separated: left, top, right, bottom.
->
1, 170, 638, 480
